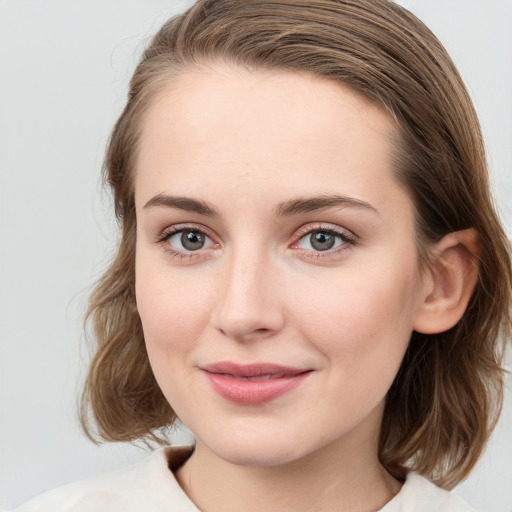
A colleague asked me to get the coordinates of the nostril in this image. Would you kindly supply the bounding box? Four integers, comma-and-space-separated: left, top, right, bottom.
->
217, 325, 277, 342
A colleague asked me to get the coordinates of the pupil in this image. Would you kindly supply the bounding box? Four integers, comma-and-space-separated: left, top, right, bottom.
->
181, 231, 205, 250
311, 232, 335, 251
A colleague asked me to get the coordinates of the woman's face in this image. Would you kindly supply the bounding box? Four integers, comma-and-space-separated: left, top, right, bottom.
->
134, 64, 430, 467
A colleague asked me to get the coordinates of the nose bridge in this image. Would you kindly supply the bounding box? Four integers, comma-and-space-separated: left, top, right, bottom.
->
213, 240, 283, 340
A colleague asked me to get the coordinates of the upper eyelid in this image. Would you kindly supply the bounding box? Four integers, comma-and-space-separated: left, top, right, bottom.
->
157, 223, 216, 241
293, 223, 357, 240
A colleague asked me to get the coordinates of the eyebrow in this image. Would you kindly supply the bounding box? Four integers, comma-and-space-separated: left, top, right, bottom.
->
143, 193, 378, 217
143, 194, 218, 216
274, 194, 379, 216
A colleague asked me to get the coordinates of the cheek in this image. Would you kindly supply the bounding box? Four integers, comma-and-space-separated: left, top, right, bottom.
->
134, 256, 215, 412
290, 263, 422, 364
135, 256, 213, 355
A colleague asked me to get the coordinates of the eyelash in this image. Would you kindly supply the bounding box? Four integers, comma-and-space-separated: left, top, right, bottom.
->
156, 224, 218, 260
156, 223, 357, 261
292, 224, 358, 259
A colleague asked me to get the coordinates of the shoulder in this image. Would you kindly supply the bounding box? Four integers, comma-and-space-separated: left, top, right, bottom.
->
12, 446, 199, 512
379, 472, 477, 512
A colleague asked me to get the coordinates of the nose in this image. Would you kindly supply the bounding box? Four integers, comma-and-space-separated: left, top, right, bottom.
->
212, 249, 285, 342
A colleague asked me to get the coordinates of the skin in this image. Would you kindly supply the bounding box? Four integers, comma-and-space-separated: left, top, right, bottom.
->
134, 63, 441, 511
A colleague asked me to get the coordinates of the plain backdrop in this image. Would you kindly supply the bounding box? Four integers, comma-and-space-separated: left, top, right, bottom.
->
0, 0, 511, 510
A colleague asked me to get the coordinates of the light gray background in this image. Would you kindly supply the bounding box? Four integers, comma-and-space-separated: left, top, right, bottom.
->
0, 0, 511, 510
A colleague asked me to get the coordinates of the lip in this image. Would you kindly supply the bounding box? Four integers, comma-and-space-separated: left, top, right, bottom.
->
201, 362, 312, 405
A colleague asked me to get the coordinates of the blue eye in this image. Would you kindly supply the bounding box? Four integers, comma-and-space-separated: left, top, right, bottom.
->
297, 229, 349, 252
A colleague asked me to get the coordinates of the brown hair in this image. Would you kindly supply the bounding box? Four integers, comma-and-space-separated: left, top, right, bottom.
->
80, 0, 512, 488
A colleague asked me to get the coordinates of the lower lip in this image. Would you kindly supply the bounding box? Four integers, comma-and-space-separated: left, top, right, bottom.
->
203, 371, 311, 405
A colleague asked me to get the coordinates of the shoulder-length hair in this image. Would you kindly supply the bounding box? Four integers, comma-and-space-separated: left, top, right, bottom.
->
80, 0, 512, 489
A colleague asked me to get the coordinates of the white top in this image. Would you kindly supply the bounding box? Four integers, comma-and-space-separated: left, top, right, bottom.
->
13, 447, 477, 511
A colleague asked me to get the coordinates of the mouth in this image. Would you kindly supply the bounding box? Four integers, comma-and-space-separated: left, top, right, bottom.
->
201, 362, 313, 405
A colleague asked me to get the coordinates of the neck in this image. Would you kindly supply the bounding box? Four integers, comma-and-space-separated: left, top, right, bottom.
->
175, 427, 401, 512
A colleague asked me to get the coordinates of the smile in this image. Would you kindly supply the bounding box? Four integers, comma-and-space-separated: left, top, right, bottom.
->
201, 362, 313, 405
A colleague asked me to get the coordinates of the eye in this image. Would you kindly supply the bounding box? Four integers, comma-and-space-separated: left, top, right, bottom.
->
299, 231, 340, 251
295, 227, 356, 254
157, 225, 217, 258
169, 230, 212, 251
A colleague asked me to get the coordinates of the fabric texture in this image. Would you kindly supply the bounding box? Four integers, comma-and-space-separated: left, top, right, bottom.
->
13, 446, 477, 511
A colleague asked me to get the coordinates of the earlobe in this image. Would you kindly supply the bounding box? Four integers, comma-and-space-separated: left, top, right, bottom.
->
413, 228, 479, 334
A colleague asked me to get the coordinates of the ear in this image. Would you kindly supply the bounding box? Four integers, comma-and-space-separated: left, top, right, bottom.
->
413, 228, 479, 334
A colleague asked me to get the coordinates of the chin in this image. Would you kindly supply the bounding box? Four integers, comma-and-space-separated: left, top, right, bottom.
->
199, 429, 314, 468
217, 446, 302, 468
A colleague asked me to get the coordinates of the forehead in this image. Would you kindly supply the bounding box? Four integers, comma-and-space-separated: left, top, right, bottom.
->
134, 63, 407, 217
138, 64, 397, 152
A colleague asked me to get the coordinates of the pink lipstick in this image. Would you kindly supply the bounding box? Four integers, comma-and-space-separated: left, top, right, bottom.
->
201, 362, 312, 405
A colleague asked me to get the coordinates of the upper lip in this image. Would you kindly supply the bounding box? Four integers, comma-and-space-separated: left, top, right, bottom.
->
201, 361, 311, 378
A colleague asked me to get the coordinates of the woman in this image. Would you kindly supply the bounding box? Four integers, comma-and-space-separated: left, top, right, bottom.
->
15, 0, 511, 510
